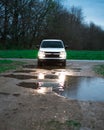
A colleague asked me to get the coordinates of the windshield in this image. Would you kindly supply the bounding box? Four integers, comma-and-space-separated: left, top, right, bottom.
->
41, 41, 64, 48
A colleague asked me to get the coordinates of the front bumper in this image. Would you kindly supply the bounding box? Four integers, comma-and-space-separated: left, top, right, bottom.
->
38, 58, 66, 64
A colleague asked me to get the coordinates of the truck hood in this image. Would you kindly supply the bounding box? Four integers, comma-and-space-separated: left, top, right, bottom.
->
39, 48, 65, 52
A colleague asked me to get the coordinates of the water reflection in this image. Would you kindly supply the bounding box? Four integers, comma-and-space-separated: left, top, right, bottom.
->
15, 70, 104, 101
37, 72, 104, 101
60, 76, 104, 102
38, 73, 44, 79
37, 87, 52, 94
37, 72, 66, 91
58, 72, 66, 87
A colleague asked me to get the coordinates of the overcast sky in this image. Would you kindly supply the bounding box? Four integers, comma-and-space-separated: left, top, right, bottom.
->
62, 0, 104, 29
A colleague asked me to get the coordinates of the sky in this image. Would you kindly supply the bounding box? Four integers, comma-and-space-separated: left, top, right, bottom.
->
62, 0, 104, 30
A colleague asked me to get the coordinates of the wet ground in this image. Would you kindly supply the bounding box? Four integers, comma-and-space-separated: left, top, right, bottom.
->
0, 59, 104, 130
3, 64, 104, 102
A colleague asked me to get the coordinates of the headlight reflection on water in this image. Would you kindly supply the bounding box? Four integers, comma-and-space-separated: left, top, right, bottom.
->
37, 87, 52, 94
58, 72, 66, 90
38, 73, 44, 79
37, 72, 66, 93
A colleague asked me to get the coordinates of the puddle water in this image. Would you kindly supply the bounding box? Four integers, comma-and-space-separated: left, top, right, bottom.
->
17, 75, 104, 101
0, 92, 20, 97
0, 92, 10, 96
3, 68, 104, 101
4, 74, 37, 80
23, 64, 65, 70
58, 76, 104, 102
45, 74, 58, 79
14, 70, 36, 73
12, 93, 20, 97
18, 82, 39, 89
68, 68, 82, 72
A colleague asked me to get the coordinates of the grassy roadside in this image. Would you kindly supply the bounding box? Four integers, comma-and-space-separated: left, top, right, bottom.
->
0, 59, 104, 76
0, 60, 25, 73
0, 50, 38, 59
0, 50, 104, 60
0, 50, 104, 75
67, 50, 104, 60
93, 65, 104, 76
41, 119, 81, 130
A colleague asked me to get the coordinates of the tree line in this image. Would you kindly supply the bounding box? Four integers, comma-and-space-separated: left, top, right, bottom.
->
0, 0, 104, 50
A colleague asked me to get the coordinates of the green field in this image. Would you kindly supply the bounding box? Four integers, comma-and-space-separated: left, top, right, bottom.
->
67, 50, 104, 60
0, 50, 38, 59
0, 50, 104, 60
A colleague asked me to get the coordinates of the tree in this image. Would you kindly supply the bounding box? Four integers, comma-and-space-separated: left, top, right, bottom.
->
0, 0, 104, 50
0, 0, 11, 48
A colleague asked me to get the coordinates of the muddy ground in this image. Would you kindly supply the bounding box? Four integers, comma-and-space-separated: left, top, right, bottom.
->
0, 59, 104, 130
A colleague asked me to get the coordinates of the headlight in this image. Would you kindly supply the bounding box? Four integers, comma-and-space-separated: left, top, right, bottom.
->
38, 51, 45, 59
60, 51, 66, 58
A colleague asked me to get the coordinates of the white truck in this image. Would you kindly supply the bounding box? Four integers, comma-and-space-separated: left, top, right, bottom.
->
37, 39, 67, 67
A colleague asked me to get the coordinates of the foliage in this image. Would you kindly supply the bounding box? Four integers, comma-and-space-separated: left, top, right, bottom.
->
0, 0, 104, 50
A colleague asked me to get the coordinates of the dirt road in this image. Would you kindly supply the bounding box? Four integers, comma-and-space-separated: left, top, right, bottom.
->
0, 59, 104, 130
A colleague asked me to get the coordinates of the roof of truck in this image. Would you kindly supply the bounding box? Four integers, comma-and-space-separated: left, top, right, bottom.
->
42, 39, 63, 42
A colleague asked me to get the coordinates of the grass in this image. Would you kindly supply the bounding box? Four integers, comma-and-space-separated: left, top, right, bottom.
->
0, 60, 25, 73
44, 119, 81, 130
67, 50, 104, 60
0, 50, 38, 59
29, 119, 81, 130
0, 50, 104, 75
0, 50, 104, 60
93, 65, 104, 76
65, 120, 81, 128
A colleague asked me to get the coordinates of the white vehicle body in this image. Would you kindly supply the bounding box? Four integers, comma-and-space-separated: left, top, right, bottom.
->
37, 39, 66, 66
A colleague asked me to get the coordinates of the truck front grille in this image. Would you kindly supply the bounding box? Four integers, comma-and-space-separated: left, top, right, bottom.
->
45, 52, 60, 58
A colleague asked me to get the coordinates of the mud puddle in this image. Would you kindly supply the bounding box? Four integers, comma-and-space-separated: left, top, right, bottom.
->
3, 67, 104, 101
59, 76, 104, 102
18, 75, 104, 102
18, 82, 39, 89
0, 92, 20, 97
4, 74, 37, 80
14, 70, 36, 73
0, 92, 10, 96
